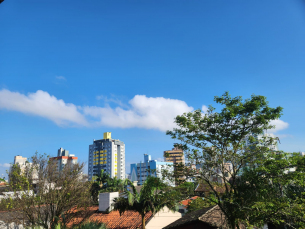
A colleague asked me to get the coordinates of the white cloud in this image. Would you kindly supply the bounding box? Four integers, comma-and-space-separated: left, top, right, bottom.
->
0, 89, 88, 127
0, 89, 289, 135
83, 95, 194, 131
96, 95, 127, 108
0, 89, 194, 131
55, 76, 66, 81
202, 105, 208, 114
0, 163, 11, 168
269, 119, 289, 133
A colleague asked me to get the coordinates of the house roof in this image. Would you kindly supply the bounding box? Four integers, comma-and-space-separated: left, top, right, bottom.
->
163, 205, 227, 229
180, 196, 199, 206
67, 206, 153, 229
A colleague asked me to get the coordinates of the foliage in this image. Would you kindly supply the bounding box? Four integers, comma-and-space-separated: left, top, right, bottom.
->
50, 222, 108, 229
6, 152, 92, 229
8, 163, 32, 191
0, 177, 5, 182
92, 169, 110, 188
99, 176, 125, 193
238, 152, 305, 228
91, 169, 125, 203
113, 176, 179, 229
167, 92, 285, 228
176, 182, 196, 199
186, 197, 214, 214
74, 222, 108, 229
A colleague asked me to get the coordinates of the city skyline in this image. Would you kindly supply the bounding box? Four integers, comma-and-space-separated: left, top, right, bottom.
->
1, 0, 305, 179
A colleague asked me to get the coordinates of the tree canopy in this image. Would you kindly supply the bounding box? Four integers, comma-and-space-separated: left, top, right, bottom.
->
6, 152, 92, 229
166, 92, 305, 228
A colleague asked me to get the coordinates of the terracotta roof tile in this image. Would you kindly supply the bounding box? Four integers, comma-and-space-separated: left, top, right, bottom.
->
67, 206, 153, 229
180, 196, 199, 206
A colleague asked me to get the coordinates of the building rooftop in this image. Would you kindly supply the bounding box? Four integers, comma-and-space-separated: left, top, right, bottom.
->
163, 205, 226, 229
66, 206, 152, 229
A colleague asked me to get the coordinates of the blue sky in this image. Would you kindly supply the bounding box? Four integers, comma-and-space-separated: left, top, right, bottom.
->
1, 0, 305, 179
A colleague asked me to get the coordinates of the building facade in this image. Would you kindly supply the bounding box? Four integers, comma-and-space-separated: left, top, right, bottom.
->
88, 132, 125, 181
14, 155, 27, 167
164, 146, 185, 165
49, 148, 78, 172
164, 146, 186, 184
130, 154, 174, 186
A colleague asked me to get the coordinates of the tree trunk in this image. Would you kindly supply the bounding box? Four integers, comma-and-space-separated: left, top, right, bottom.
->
142, 215, 146, 229
230, 220, 236, 229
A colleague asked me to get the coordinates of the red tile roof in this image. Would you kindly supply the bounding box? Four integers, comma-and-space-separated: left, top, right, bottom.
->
180, 196, 199, 207
67, 206, 153, 229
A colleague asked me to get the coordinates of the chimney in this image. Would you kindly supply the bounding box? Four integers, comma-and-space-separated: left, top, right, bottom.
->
99, 192, 119, 212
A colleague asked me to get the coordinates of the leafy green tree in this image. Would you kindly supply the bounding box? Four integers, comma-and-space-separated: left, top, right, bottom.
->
239, 152, 305, 228
186, 196, 214, 213
167, 92, 284, 228
100, 176, 125, 193
7, 152, 92, 229
91, 169, 111, 203
8, 163, 32, 191
93, 169, 110, 188
176, 182, 196, 199
113, 176, 178, 229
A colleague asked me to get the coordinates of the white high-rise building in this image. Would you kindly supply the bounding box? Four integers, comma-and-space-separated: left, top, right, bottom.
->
88, 132, 125, 181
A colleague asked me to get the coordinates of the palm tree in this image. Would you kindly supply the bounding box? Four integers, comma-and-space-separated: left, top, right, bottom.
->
113, 176, 178, 229
93, 169, 110, 188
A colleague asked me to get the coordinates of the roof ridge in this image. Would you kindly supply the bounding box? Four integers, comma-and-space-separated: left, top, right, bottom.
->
200, 205, 218, 218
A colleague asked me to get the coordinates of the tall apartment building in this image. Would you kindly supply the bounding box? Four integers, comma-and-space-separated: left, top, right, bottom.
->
88, 132, 125, 181
164, 146, 185, 184
14, 155, 27, 166
130, 154, 174, 186
49, 148, 78, 172
164, 146, 185, 165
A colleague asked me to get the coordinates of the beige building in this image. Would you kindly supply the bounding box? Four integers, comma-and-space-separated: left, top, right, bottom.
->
164, 146, 185, 165
164, 146, 185, 185
14, 155, 27, 166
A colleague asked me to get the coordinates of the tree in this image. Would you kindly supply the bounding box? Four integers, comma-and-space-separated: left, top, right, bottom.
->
8, 152, 92, 229
186, 196, 214, 214
91, 169, 111, 203
93, 169, 110, 188
113, 176, 178, 229
167, 92, 284, 228
176, 182, 196, 199
239, 152, 305, 228
91, 170, 126, 203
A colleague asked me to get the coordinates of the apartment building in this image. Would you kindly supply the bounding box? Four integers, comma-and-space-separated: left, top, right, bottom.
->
130, 154, 174, 186
164, 146, 185, 165
88, 132, 125, 181
49, 148, 78, 172
164, 146, 186, 184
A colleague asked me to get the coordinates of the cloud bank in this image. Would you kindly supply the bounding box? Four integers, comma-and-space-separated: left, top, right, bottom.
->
0, 89, 193, 131
269, 119, 289, 133
0, 89, 289, 133
0, 163, 10, 168
0, 89, 88, 127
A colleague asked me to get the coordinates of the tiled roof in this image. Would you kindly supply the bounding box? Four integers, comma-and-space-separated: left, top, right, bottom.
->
180, 196, 199, 206
163, 206, 226, 229
67, 206, 153, 229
